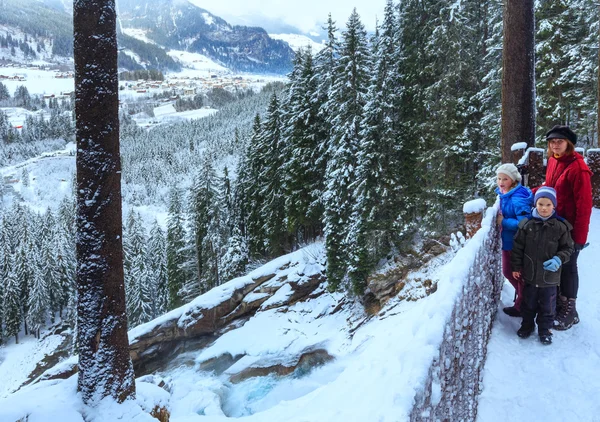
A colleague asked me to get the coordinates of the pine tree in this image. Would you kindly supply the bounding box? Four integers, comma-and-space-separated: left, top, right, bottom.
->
148, 220, 168, 317
323, 8, 371, 291
27, 253, 48, 339
244, 114, 268, 257
41, 209, 62, 324
474, 0, 504, 197
3, 253, 23, 343
282, 47, 326, 246
348, 0, 404, 293
166, 188, 187, 309
184, 157, 219, 299
220, 227, 249, 282
57, 197, 77, 323
258, 93, 287, 256
123, 210, 152, 326
536, 0, 597, 144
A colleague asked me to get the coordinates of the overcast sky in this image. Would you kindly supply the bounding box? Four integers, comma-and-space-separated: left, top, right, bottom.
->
188, 0, 384, 34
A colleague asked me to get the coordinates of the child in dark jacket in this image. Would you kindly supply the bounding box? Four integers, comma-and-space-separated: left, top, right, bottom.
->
495, 163, 533, 317
511, 187, 574, 345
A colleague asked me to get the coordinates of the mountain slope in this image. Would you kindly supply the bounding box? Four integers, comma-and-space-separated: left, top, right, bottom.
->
116, 0, 294, 73
1, 0, 294, 74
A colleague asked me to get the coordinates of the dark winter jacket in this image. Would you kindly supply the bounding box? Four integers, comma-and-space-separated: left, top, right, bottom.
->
511, 214, 574, 288
495, 184, 533, 251
537, 152, 593, 245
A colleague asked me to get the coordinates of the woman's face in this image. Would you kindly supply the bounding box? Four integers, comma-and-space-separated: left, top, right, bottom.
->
548, 138, 568, 157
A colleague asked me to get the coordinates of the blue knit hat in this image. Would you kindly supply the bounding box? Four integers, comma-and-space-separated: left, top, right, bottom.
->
534, 186, 557, 207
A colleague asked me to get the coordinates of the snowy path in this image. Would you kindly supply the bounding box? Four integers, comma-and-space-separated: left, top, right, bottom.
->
477, 208, 600, 422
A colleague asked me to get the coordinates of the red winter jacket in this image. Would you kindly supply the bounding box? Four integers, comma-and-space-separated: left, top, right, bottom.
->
538, 152, 593, 245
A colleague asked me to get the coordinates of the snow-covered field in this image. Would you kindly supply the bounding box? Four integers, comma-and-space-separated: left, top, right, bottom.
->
0, 68, 75, 97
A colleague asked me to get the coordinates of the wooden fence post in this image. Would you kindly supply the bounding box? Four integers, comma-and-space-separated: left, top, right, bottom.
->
588, 149, 600, 208
511, 142, 527, 164
527, 148, 545, 188
463, 199, 487, 238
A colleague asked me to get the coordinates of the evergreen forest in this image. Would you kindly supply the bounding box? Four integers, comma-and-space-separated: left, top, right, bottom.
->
1, 0, 598, 345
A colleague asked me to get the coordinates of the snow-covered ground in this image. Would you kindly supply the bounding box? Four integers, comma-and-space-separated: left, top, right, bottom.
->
268, 34, 324, 52
0, 204, 499, 422
0, 67, 75, 97
478, 208, 600, 421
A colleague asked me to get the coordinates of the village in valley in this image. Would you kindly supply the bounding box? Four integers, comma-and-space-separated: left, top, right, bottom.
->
0, 60, 281, 130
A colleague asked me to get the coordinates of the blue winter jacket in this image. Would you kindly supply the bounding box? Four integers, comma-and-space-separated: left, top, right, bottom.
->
495, 184, 533, 250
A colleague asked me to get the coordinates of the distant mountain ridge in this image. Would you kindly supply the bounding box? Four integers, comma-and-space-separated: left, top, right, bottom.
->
0, 0, 294, 74
117, 0, 294, 73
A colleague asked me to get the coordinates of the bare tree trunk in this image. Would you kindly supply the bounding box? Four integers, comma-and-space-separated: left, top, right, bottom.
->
74, 0, 135, 404
501, 0, 536, 162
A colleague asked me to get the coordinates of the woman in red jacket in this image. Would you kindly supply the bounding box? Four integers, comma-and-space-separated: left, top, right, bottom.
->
542, 125, 593, 330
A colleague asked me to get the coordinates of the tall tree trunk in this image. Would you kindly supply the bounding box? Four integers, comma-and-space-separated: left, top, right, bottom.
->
501, 0, 535, 162
597, 4, 600, 147
73, 0, 135, 404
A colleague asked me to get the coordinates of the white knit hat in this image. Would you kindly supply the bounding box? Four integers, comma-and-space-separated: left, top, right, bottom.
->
496, 163, 521, 182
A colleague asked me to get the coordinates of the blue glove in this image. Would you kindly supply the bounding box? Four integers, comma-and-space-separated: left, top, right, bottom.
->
543, 256, 561, 272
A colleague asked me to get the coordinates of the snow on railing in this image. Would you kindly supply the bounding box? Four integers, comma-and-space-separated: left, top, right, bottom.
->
410, 202, 502, 421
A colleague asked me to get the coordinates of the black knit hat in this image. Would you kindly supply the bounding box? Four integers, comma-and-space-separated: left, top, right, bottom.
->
545, 125, 577, 145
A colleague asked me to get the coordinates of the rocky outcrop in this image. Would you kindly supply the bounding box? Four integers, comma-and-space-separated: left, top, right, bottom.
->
226, 349, 334, 384
33, 249, 327, 382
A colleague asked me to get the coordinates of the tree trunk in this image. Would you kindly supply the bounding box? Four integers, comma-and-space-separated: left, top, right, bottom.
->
73, 0, 135, 404
597, 4, 600, 147
501, 0, 536, 162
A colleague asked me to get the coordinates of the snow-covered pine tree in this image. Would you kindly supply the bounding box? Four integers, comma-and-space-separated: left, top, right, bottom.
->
40, 209, 62, 324
184, 156, 220, 299
244, 114, 269, 258
27, 253, 48, 339
312, 14, 340, 226
148, 220, 168, 318
15, 242, 33, 335
127, 250, 153, 327
323, 8, 371, 291
232, 154, 250, 240
0, 220, 4, 343
221, 166, 233, 231
347, 0, 404, 293
3, 253, 23, 343
536, 0, 577, 133
536, 0, 597, 144
474, 0, 503, 197
563, 0, 598, 144
123, 210, 152, 326
56, 197, 77, 322
282, 46, 326, 246
220, 226, 249, 282
166, 187, 188, 310
258, 93, 288, 256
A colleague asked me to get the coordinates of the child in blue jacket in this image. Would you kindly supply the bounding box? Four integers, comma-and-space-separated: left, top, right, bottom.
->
495, 163, 533, 317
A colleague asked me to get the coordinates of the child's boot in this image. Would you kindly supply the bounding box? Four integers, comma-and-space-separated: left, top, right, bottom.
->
539, 329, 552, 345
554, 298, 577, 330
502, 306, 521, 317
517, 322, 534, 339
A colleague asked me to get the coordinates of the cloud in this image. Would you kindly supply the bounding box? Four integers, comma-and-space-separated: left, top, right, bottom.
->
188, 0, 383, 33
